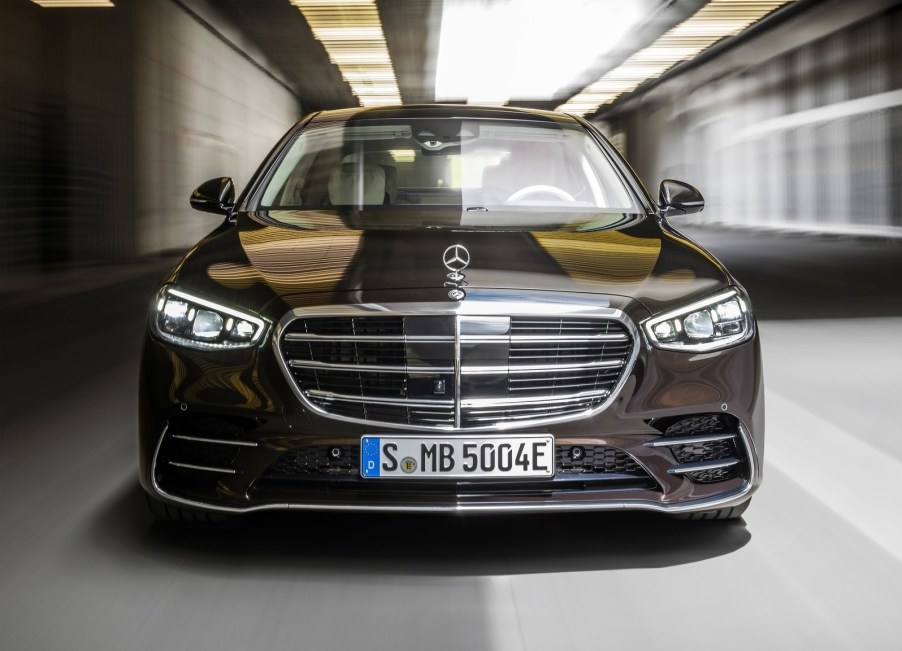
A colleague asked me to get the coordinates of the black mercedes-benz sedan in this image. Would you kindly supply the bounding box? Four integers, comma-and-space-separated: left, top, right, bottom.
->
139, 104, 763, 522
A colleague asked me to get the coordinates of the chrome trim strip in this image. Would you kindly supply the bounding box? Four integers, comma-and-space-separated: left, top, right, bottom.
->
666, 457, 740, 475
461, 359, 623, 375
307, 389, 454, 408
645, 433, 738, 447
284, 333, 452, 343
272, 299, 640, 433
456, 335, 507, 343
289, 360, 453, 374
462, 390, 609, 409
171, 434, 258, 448
459, 334, 627, 343
454, 314, 462, 428
167, 461, 237, 475
510, 334, 629, 342
464, 410, 584, 422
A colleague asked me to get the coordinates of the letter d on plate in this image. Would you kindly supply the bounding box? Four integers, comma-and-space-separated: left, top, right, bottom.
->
361, 436, 381, 477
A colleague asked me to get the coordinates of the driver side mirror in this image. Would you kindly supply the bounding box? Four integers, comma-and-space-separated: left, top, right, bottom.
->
659, 179, 704, 215
190, 177, 235, 215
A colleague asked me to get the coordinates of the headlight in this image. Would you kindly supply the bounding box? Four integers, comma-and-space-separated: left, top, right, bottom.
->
151, 287, 269, 350
643, 288, 754, 352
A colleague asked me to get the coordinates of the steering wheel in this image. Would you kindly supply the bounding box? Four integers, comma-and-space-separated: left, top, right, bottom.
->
506, 185, 575, 202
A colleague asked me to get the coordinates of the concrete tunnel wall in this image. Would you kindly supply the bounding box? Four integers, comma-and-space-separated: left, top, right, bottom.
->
600, 1, 902, 237
3, 0, 901, 285
0, 0, 303, 276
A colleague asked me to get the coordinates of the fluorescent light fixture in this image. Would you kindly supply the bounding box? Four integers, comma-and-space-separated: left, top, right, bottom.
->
31, 0, 113, 6
291, 0, 402, 107
436, 0, 648, 105
558, 0, 796, 115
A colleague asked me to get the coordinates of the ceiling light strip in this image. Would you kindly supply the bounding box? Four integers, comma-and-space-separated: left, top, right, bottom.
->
31, 0, 114, 6
290, 0, 401, 107
557, 0, 796, 115
435, 0, 647, 106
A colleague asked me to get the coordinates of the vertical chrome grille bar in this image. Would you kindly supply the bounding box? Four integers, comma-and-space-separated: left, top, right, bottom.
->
454, 314, 462, 429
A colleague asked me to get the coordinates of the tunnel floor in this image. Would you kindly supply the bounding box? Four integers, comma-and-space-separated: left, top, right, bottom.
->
2, 226, 901, 651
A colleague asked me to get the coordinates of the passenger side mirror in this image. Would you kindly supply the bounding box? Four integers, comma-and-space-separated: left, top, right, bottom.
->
190, 177, 235, 215
659, 179, 704, 215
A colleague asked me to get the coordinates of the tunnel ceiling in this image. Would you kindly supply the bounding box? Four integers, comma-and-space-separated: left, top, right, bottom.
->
211, 0, 359, 110
212, 0, 795, 115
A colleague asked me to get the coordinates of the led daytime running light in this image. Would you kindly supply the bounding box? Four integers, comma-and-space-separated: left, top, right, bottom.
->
643, 288, 753, 352
153, 287, 269, 350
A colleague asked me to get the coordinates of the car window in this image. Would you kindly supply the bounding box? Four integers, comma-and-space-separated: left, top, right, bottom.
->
258, 118, 638, 217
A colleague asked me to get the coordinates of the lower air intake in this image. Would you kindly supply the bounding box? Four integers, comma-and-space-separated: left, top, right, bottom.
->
258, 444, 649, 481
655, 413, 748, 483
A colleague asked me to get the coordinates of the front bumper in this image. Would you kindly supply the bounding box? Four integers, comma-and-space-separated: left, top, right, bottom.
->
138, 295, 764, 515
145, 420, 760, 515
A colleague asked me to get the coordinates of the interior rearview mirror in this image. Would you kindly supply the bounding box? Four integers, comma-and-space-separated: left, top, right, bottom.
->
190, 177, 235, 215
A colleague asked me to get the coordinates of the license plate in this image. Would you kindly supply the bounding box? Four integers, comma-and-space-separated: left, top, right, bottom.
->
360, 435, 555, 479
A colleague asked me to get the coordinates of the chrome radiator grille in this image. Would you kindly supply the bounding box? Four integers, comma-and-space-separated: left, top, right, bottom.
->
279, 313, 634, 430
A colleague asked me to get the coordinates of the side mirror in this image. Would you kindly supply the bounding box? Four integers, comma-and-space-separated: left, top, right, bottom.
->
190, 177, 235, 215
659, 179, 704, 215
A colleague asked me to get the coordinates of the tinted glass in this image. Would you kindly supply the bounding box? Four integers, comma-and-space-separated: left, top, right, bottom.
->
259, 118, 639, 222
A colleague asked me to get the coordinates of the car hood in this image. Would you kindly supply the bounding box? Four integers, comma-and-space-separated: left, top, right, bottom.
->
169, 210, 734, 316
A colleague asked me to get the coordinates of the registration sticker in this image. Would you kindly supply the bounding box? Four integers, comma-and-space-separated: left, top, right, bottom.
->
361, 435, 554, 479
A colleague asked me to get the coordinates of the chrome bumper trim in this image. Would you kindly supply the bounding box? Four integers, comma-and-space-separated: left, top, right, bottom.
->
645, 433, 737, 448
167, 461, 237, 475
171, 434, 259, 448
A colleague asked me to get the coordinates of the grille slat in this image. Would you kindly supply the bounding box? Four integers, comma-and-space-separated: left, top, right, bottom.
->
511, 318, 624, 336
510, 343, 630, 352
280, 314, 633, 429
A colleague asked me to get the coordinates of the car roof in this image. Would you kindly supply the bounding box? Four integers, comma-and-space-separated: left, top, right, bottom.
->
305, 104, 581, 126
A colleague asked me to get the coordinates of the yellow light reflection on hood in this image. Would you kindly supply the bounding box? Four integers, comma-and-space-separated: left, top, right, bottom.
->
208, 226, 363, 297
532, 231, 662, 285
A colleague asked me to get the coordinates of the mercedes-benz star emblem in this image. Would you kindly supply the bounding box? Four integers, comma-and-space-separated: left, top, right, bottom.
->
442, 244, 470, 301
443, 244, 470, 272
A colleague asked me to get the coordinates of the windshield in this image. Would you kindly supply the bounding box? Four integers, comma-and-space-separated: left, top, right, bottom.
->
258, 117, 640, 224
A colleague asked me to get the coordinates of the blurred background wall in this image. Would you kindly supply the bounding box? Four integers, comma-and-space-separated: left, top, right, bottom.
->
600, 0, 902, 236
0, 0, 302, 279
1, 0, 899, 286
